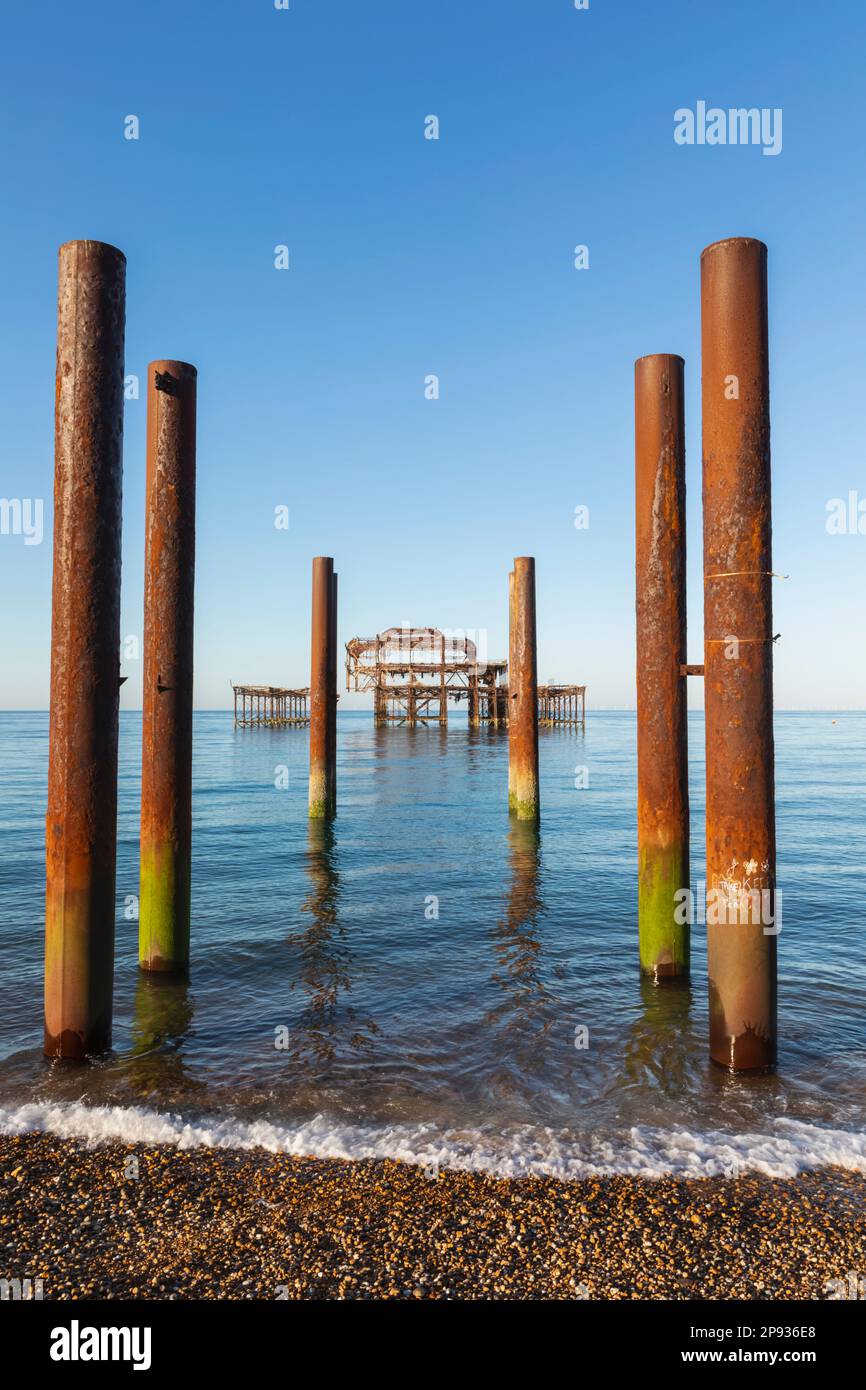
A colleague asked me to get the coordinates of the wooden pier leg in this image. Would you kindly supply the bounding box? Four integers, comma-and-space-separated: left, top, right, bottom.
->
508, 557, 540, 820
140, 359, 197, 974
45, 240, 126, 1058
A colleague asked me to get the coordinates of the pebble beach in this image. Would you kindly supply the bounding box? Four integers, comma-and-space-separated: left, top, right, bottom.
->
2, 1133, 864, 1300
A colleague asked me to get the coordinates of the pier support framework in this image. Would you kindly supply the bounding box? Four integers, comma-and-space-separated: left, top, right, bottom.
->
233, 686, 310, 726
537, 685, 586, 728
346, 628, 508, 727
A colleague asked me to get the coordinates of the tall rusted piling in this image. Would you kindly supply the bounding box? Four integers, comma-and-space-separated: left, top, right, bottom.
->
635, 354, 690, 979
507, 570, 515, 795
327, 570, 339, 811
139, 361, 197, 973
508, 557, 539, 820
45, 240, 126, 1058
701, 237, 777, 1071
309, 556, 337, 818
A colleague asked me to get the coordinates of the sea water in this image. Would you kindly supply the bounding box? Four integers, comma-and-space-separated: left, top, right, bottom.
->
1, 710, 864, 1180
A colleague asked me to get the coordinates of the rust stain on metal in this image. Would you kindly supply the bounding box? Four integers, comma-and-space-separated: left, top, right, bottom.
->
701, 236, 777, 1072
139, 361, 197, 974
635, 354, 690, 978
45, 240, 126, 1058
508, 557, 539, 820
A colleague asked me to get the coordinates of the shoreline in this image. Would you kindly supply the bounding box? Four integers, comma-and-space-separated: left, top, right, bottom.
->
2, 1133, 865, 1300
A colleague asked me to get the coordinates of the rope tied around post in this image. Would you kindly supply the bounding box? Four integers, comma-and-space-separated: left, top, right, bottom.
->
704, 571, 790, 580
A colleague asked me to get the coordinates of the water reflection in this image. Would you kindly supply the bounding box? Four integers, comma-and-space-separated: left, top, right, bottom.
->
620, 975, 694, 1099
284, 819, 379, 1065
123, 970, 202, 1102
485, 820, 552, 1060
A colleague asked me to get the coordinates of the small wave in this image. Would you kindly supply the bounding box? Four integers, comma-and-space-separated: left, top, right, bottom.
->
2, 1100, 866, 1180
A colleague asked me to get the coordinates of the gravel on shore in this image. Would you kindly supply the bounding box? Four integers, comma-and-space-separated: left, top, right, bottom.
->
1, 1133, 864, 1300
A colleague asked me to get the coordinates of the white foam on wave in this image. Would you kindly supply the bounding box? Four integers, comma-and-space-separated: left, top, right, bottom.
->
2, 1100, 866, 1180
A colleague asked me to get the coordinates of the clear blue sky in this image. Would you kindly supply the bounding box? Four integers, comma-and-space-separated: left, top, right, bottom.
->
1, 0, 863, 709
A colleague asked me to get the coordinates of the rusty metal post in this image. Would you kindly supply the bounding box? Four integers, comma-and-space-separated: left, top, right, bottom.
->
327, 570, 338, 812
506, 568, 515, 760
468, 675, 476, 727
45, 240, 126, 1058
309, 556, 336, 817
139, 361, 197, 973
635, 354, 690, 979
702, 237, 777, 1071
508, 557, 539, 819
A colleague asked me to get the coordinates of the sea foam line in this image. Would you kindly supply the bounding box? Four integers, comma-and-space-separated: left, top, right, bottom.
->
2, 1100, 866, 1181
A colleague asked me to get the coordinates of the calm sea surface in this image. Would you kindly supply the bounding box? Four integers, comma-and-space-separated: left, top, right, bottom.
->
1, 710, 865, 1178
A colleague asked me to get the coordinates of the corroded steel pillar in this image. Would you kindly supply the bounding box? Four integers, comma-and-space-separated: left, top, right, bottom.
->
701, 237, 777, 1071
309, 556, 336, 818
635, 354, 690, 979
507, 569, 515, 780
508, 557, 539, 819
327, 570, 338, 812
139, 361, 197, 973
45, 240, 126, 1058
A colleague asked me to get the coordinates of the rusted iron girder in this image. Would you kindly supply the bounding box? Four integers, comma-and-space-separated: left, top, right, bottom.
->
309, 557, 336, 818
508, 557, 539, 820
139, 361, 197, 973
702, 237, 777, 1072
45, 240, 126, 1058
635, 354, 690, 979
